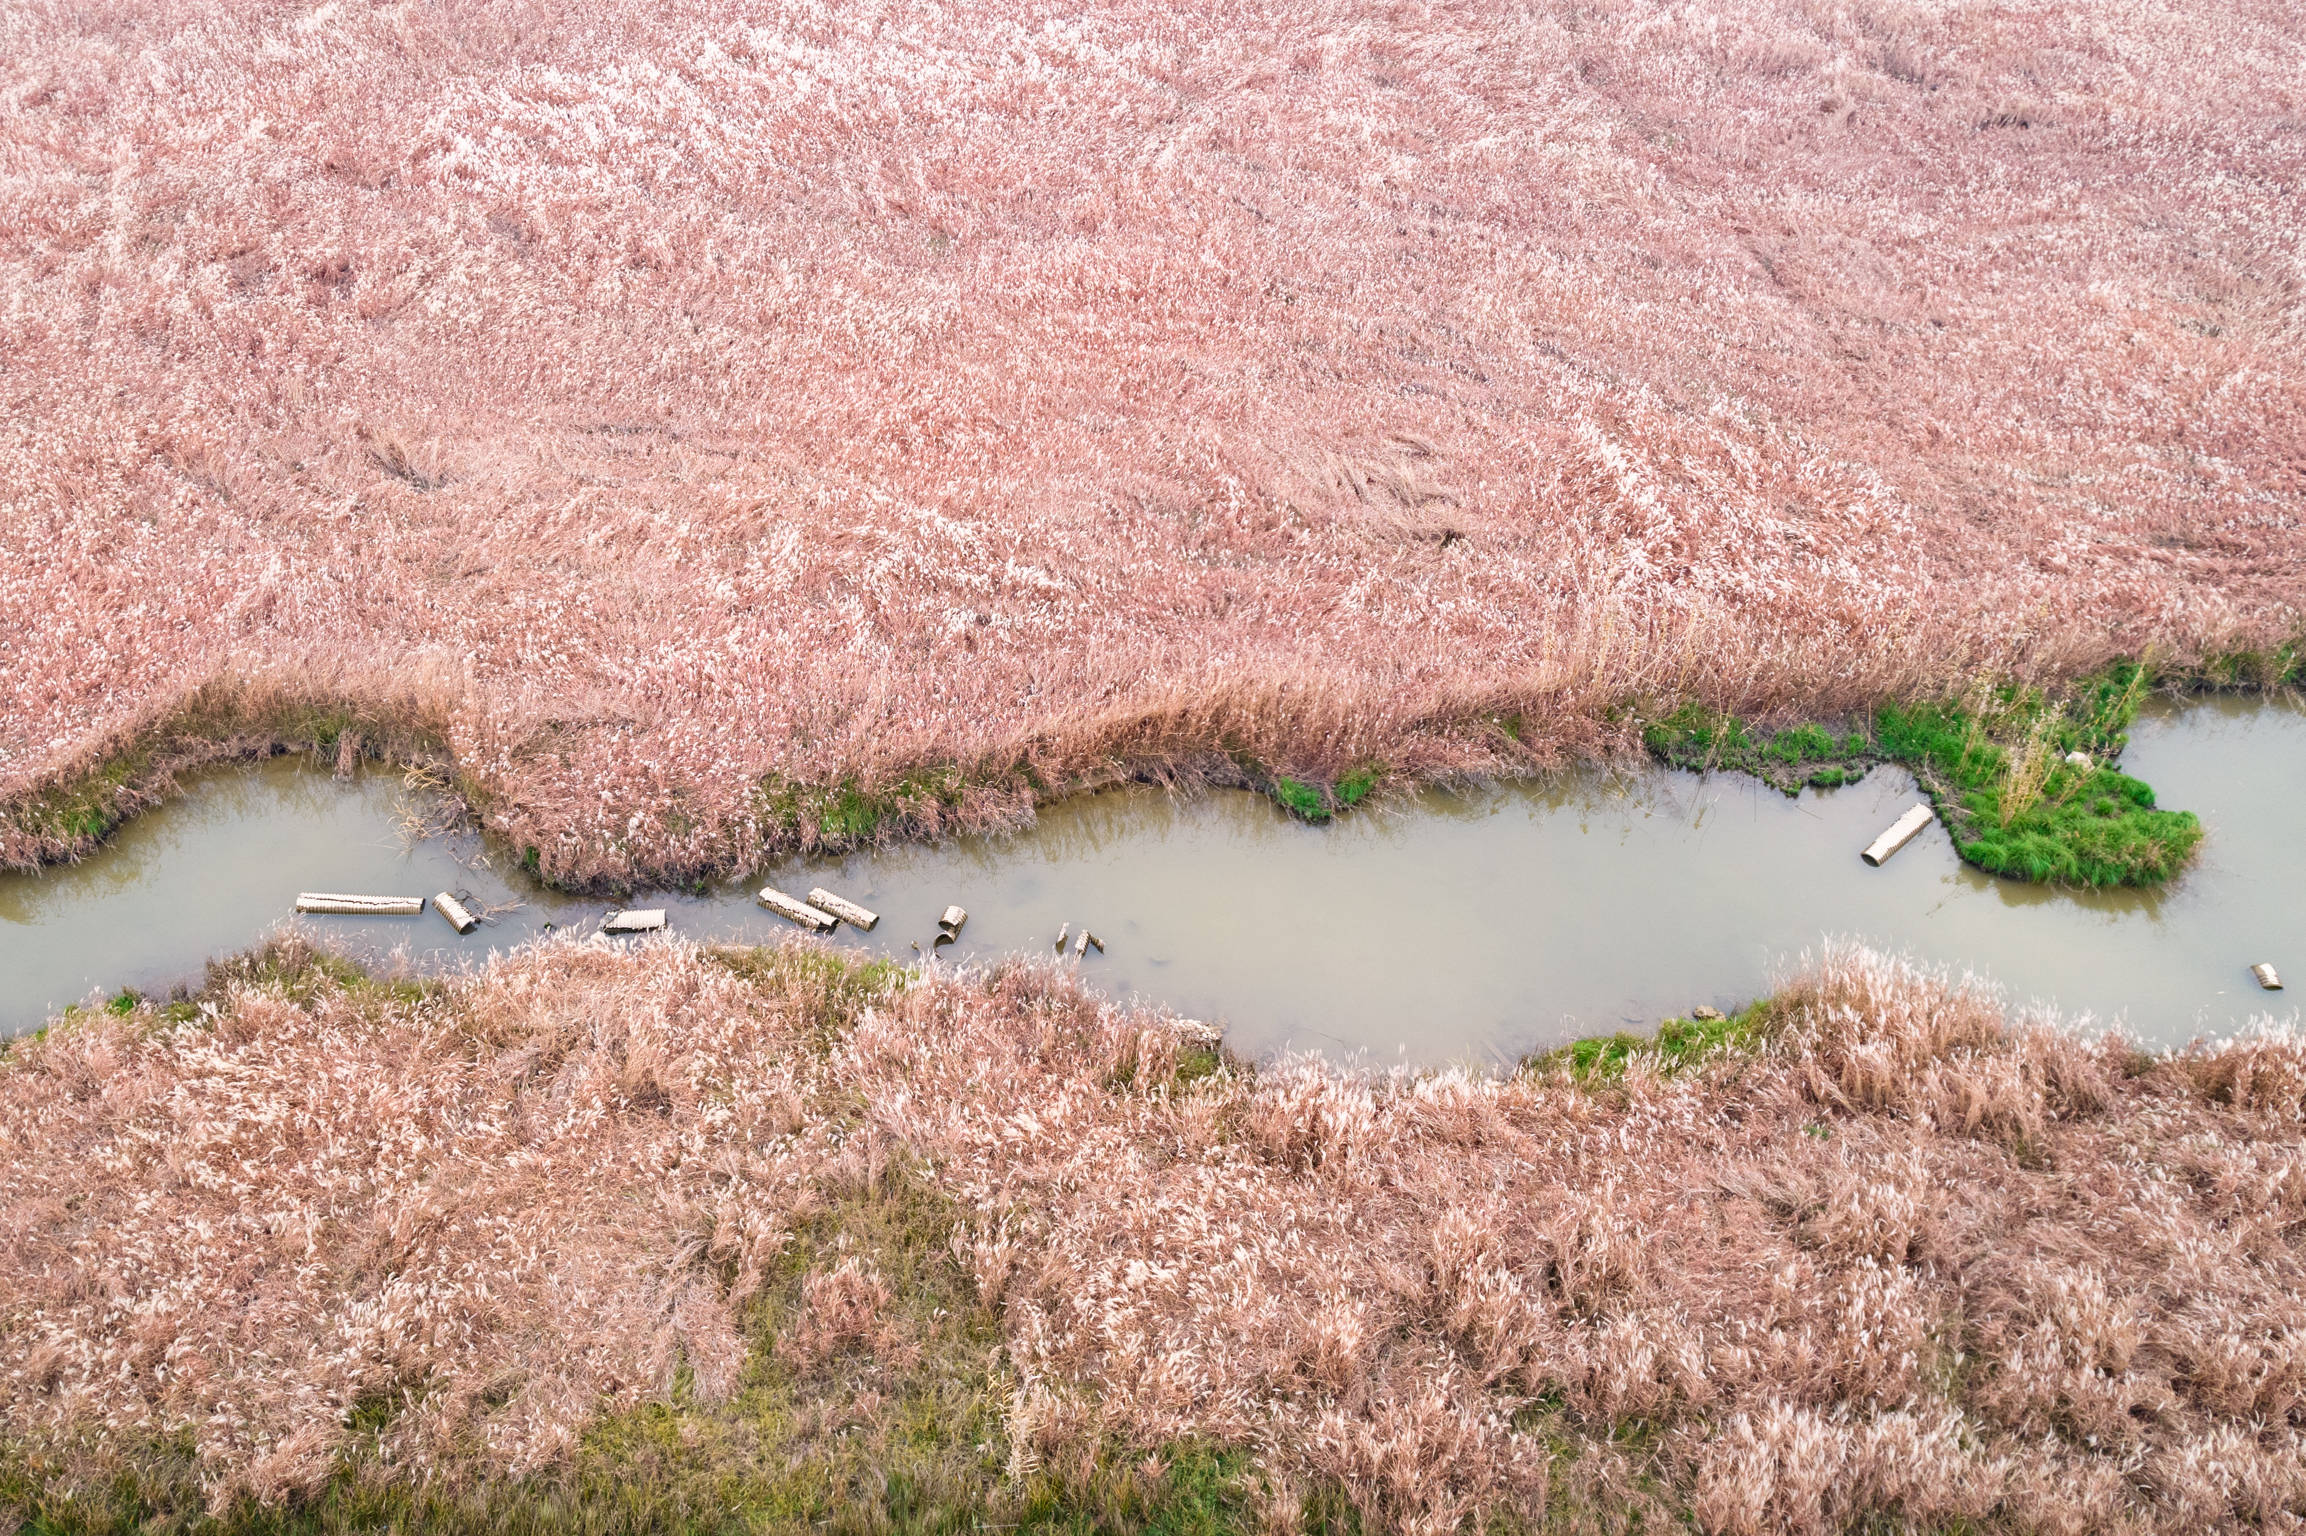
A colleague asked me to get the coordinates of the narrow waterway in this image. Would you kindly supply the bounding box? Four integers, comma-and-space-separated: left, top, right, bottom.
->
3, 696, 2299, 1061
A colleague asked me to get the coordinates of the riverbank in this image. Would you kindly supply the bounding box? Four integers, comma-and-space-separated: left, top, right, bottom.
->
11, 691, 2304, 1054
5, 936, 2300, 1533
8, 655, 2296, 900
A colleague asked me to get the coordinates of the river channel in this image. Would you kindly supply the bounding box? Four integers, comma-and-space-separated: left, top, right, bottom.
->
3, 696, 2299, 1062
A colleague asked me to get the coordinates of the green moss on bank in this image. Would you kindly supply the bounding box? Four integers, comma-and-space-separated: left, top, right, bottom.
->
1642, 661, 2207, 887
753, 766, 979, 848
6, 683, 449, 867
1537, 1000, 1773, 1082
1268, 764, 1383, 822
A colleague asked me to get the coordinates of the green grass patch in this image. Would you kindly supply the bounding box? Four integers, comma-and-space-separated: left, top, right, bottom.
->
6, 683, 450, 863
1642, 662, 2204, 887
1536, 1001, 1771, 1081
1270, 776, 1330, 820
1269, 765, 1383, 822
1642, 704, 1874, 793
753, 767, 972, 848
1871, 663, 2198, 886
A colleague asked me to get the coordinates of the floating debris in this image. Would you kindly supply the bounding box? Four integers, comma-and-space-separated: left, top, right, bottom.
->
933, 930, 956, 949
1072, 930, 1089, 958
940, 905, 968, 935
433, 891, 478, 934
758, 887, 837, 931
295, 893, 423, 916
1084, 931, 1104, 954
808, 887, 879, 930
1055, 922, 1070, 953
1861, 803, 1935, 867
602, 909, 666, 934
2254, 963, 2284, 991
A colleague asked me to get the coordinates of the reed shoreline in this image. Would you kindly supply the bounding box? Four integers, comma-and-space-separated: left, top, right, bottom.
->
3, 934, 2301, 1534
6, 654, 2294, 896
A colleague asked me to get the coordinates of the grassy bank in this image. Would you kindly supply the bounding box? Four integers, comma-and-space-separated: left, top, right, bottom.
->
6, 654, 2295, 892
5, 937, 2303, 1534
1, 677, 455, 874
1638, 660, 2276, 886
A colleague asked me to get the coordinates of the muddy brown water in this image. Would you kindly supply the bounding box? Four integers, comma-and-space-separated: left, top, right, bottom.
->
4, 697, 2300, 1062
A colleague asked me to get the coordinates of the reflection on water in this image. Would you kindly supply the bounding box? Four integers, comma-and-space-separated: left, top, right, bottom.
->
4, 696, 2300, 1062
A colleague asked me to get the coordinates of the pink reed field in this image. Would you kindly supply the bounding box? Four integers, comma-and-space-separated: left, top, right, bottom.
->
5, 0, 2306, 1529
2, 0, 2303, 881
4, 941, 2304, 1531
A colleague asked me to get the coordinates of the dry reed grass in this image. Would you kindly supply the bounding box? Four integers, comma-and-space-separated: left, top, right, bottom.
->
3, 0, 2302, 884
4, 938, 2301, 1530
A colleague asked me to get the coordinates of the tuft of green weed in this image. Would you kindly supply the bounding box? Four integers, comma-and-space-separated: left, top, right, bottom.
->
1270, 776, 1331, 820
1269, 765, 1382, 822
1536, 1001, 1770, 1081
1643, 704, 1871, 794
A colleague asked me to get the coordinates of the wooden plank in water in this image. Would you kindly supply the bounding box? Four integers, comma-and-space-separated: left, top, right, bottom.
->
757, 888, 836, 932
1861, 803, 1935, 867
807, 888, 879, 930
603, 909, 667, 934
296, 893, 424, 916
434, 892, 478, 934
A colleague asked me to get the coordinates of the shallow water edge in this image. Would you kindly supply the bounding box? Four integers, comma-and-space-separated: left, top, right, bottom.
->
4, 695, 2300, 1063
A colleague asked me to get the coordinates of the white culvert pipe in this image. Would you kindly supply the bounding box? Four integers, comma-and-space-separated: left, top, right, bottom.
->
434, 892, 478, 933
807, 888, 879, 929
940, 905, 968, 934
757, 888, 836, 931
1861, 803, 1936, 867
296, 893, 424, 915
602, 909, 666, 934
2253, 963, 2284, 991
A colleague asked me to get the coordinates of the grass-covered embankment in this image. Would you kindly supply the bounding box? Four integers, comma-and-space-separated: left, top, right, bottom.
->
1, 677, 455, 874
6, 936, 2304, 1534
1640, 660, 2259, 886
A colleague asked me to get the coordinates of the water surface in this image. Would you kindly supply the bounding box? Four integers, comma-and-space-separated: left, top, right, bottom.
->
4, 696, 2298, 1061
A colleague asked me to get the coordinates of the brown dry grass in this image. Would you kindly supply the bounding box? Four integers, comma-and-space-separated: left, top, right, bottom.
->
4, 938, 2301, 1531
4, 0, 2303, 884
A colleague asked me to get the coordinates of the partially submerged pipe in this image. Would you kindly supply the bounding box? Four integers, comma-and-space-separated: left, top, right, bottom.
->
758, 887, 837, 932
602, 909, 666, 934
296, 893, 424, 916
433, 891, 478, 934
2254, 963, 2284, 991
940, 905, 968, 935
1861, 803, 1936, 867
808, 888, 879, 930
